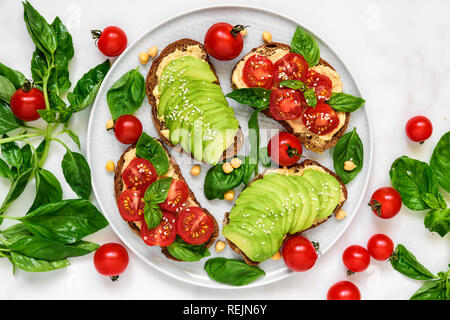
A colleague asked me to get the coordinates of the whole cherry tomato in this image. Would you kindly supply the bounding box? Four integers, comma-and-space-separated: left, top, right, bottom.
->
369, 187, 402, 219
327, 281, 361, 300
367, 234, 394, 261
204, 23, 245, 60
343, 245, 370, 273
405, 115, 433, 143
10, 83, 46, 121
268, 132, 303, 167
92, 26, 127, 57
282, 235, 318, 272
114, 114, 143, 144
94, 243, 129, 281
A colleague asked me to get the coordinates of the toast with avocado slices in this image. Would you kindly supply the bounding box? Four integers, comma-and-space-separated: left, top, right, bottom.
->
146, 38, 243, 165
230, 42, 350, 153
223, 159, 347, 265
114, 139, 219, 261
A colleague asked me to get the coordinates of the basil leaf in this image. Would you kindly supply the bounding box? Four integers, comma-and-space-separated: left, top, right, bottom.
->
0, 75, 16, 103
144, 177, 172, 203
38, 109, 57, 123
204, 257, 266, 286
29, 168, 63, 213
62, 129, 81, 149
7, 235, 98, 260
424, 209, 450, 237
410, 280, 447, 300
0, 62, 26, 89
327, 93, 365, 112
0, 101, 21, 134
389, 156, 440, 211
390, 244, 436, 280
20, 199, 108, 244
291, 26, 320, 67
35, 139, 47, 161
430, 131, 450, 193
0, 167, 33, 218
0, 157, 13, 181
135, 132, 169, 176
9, 251, 69, 272
242, 156, 257, 186
166, 236, 210, 262
259, 147, 271, 167
1, 137, 23, 169
422, 193, 446, 210
68, 60, 110, 112
106, 68, 145, 120
61, 149, 91, 199
247, 108, 262, 178
1, 223, 32, 241
143, 202, 162, 230
30, 49, 48, 85
226, 88, 271, 109
333, 128, 363, 184
20, 144, 33, 171
279, 80, 307, 91
204, 162, 245, 200
304, 88, 317, 108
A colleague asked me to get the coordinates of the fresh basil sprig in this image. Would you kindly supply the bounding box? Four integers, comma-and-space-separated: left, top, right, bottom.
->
430, 131, 450, 193
291, 26, 320, 67
327, 93, 365, 112
136, 132, 169, 176
143, 177, 172, 229
333, 128, 364, 184
166, 236, 211, 262
204, 257, 266, 286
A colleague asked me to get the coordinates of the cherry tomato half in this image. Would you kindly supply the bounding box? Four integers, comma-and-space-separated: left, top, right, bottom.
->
302, 103, 339, 135
114, 114, 143, 144
405, 115, 433, 143
367, 234, 394, 261
343, 245, 370, 273
273, 52, 309, 87
368, 187, 402, 219
204, 23, 244, 61
159, 179, 189, 213
282, 235, 318, 272
269, 88, 304, 120
141, 211, 177, 247
327, 281, 361, 300
94, 243, 129, 280
117, 189, 145, 221
305, 70, 332, 102
92, 26, 127, 57
121, 158, 158, 192
176, 207, 214, 245
268, 132, 303, 167
242, 54, 274, 89
10, 86, 46, 121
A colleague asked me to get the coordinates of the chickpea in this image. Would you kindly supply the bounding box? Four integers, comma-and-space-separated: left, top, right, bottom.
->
271, 251, 282, 260
215, 240, 226, 252
147, 46, 158, 58
262, 31, 272, 43
335, 209, 347, 220
240, 29, 247, 37
222, 162, 233, 174
139, 52, 149, 64
344, 160, 357, 171
224, 190, 235, 202
105, 119, 114, 130
105, 160, 115, 172
230, 157, 242, 169
190, 164, 201, 176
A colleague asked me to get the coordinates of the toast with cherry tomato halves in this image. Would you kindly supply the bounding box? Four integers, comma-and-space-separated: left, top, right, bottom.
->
114, 132, 219, 262
229, 27, 364, 153
223, 159, 348, 265
145, 38, 243, 165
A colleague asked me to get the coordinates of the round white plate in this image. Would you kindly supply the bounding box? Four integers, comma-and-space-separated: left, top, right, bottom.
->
87, 5, 372, 289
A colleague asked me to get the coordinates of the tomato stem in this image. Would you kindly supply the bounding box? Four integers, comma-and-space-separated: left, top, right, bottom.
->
230, 25, 248, 38
110, 275, 119, 281
286, 144, 301, 158
368, 199, 382, 216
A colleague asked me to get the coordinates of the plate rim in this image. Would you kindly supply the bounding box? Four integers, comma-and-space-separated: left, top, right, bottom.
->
87, 4, 373, 289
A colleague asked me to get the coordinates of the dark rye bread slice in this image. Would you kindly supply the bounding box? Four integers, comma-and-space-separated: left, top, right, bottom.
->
145, 38, 243, 163
223, 159, 348, 266
114, 141, 219, 262
230, 42, 350, 153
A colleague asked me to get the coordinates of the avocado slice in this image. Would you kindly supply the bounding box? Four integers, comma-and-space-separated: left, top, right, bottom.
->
296, 178, 321, 231
222, 223, 268, 263
287, 175, 312, 234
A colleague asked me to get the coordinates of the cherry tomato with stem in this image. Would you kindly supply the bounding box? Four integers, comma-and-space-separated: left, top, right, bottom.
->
94, 243, 129, 281
343, 245, 370, 274
114, 114, 143, 144
282, 235, 319, 272
367, 234, 394, 261
268, 132, 303, 167
368, 187, 402, 219
91, 26, 127, 57
327, 281, 361, 300
10, 81, 46, 121
204, 23, 245, 61
405, 115, 433, 143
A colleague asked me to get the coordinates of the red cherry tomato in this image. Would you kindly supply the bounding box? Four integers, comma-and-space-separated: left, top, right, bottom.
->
92, 26, 127, 57
159, 179, 189, 213
305, 70, 332, 102
269, 88, 304, 120
367, 234, 394, 261
268, 132, 303, 167
176, 207, 214, 245
114, 114, 143, 144
10, 87, 46, 121
343, 245, 370, 273
242, 55, 274, 89
121, 158, 157, 192
273, 52, 309, 87
204, 23, 244, 61
282, 236, 318, 272
94, 243, 129, 280
141, 211, 177, 247
368, 187, 402, 219
327, 281, 361, 300
117, 189, 145, 221
405, 116, 433, 143
302, 103, 339, 135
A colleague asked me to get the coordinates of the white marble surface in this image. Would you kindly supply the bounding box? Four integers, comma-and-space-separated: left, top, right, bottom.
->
0, 0, 449, 300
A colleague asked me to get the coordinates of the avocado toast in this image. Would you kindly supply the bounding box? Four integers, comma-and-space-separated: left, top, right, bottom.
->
114, 140, 219, 261
231, 42, 350, 153
146, 39, 243, 165
223, 159, 347, 265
